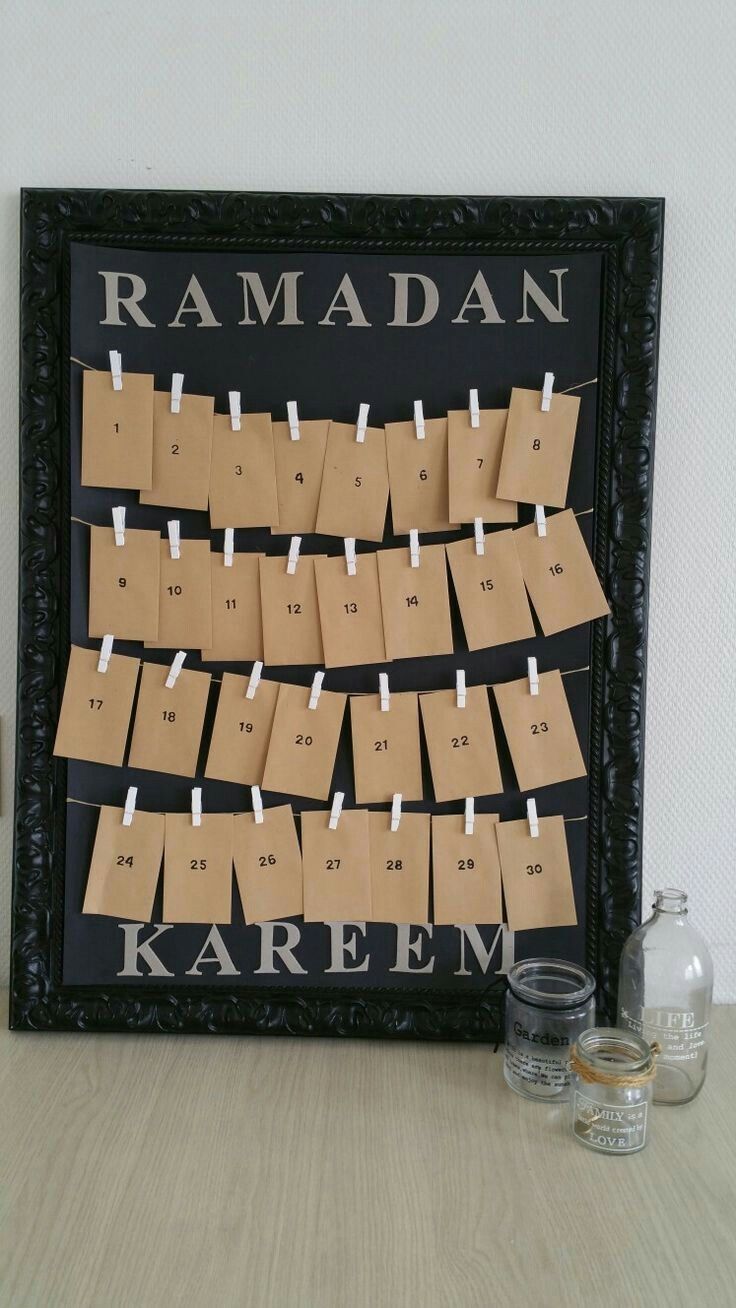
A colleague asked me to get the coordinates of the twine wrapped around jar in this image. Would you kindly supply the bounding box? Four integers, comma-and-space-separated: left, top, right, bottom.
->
569, 1040, 661, 1088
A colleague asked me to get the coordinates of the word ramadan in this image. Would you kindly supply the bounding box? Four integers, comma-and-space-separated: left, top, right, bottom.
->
98, 267, 571, 330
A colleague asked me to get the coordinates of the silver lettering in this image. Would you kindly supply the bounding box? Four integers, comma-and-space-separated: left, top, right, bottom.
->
99, 271, 155, 327
237, 271, 303, 326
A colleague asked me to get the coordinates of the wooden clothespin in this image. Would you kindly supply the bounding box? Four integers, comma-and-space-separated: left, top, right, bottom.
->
229, 390, 241, 431
109, 350, 123, 391
251, 785, 264, 825
168, 519, 181, 559
528, 657, 539, 696
112, 505, 126, 547
224, 528, 234, 567
246, 660, 263, 699
329, 792, 344, 830
122, 786, 137, 828
344, 538, 356, 576
97, 634, 114, 673
308, 670, 325, 710
409, 529, 420, 569
287, 400, 300, 441
469, 388, 480, 428
191, 787, 202, 828
170, 372, 184, 414
165, 650, 186, 689
379, 672, 390, 712
355, 403, 370, 443
456, 669, 466, 709
465, 797, 475, 836
286, 536, 301, 575
527, 797, 539, 838
541, 372, 555, 412
535, 505, 547, 538
414, 399, 426, 440
474, 517, 485, 556
391, 793, 402, 832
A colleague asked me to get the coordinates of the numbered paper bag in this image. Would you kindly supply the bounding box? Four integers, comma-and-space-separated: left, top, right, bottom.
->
261, 681, 346, 801
271, 419, 330, 534
495, 815, 577, 932
163, 812, 234, 924
302, 808, 372, 922
233, 806, 303, 923
83, 804, 165, 921
259, 554, 324, 667
369, 810, 430, 924
385, 417, 454, 534
432, 813, 503, 926
512, 509, 609, 636
447, 407, 517, 524
377, 543, 453, 661
201, 551, 263, 663
139, 390, 214, 512
496, 386, 581, 509
493, 669, 586, 791
128, 661, 211, 778
145, 537, 213, 651
315, 421, 389, 542
81, 367, 154, 489
350, 690, 423, 803
209, 412, 279, 528
205, 673, 280, 787
89, 525, 161, 641
420, 685, 503, 802
445, 530, 535, 651
314, 552, 386, 668
54, 645, 139, 767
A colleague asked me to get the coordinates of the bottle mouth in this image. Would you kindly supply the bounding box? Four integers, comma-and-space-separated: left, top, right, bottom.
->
507, 957, 595, 1009
654, 888, 688, 914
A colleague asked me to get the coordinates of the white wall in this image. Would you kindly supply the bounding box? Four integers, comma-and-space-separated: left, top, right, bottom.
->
1, 0, 734, 998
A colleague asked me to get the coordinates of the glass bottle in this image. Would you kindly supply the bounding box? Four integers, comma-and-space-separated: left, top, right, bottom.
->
617, 888, 713, 1105
570, 1028, 655, 1154
504, 957, 595, 1101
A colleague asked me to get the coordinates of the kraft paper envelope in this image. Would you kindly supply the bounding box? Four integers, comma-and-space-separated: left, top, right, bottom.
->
145, 537, 213, 651
493, 669, 586, 792
445, 530, 535, 652
83, 804, 165, 921
316, 421, 389, 542
349, 690, 423, 803
301, 808, 372, 923
377, 543, 453, 661
209, 411, 279, 528
261, 681, 346, 801
259, 554, 324, 667
54, 645, 140, 768
163, 811, 234, 924
128, 660, 211, 778
140, 390, 214, 511
419, 685, 503, 802
496, 386, 581, 509
447, 407, 517, 524
205, 673, 280, 787
89, 525, 161, 642
81, 367, 154, 489
368, 810, 430, 924
271, 419, 330, 535
495, 815, 577, 932
314, 552, 387, 668
233, 806, 303, 923
512, 509, 609, 636
385, 417, 455, 534
432, 813, 503, 926
201, 551, 263, 663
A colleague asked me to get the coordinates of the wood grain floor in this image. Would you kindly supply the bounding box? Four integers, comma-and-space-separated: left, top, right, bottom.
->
2, 996, 735, 1308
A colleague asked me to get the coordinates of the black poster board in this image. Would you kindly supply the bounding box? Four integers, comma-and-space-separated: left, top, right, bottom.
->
11, 192, 664, 1039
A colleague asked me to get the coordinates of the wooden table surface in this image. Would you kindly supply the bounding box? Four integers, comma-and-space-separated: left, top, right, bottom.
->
2, 995, 734, 1308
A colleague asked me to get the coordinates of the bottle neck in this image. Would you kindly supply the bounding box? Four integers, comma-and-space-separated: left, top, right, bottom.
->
653, 888, 688, 916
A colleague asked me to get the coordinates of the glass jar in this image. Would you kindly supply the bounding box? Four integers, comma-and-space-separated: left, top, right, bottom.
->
570, 1028, 656, 1155
504, 958, 596, 1100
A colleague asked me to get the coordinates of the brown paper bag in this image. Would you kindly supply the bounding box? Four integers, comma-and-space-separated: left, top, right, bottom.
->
209, 412, 279, 528
302, 808, 372, 922
81, 368, 154, 489
447, 407, 517, 524
163, 811, 234, 923
445, 530, 535, 651
259, 554, 324, 667
495, 815, 577, 931
54, 645, 140, 767
513, 509, 610, 635
261, 681, 346, 801
368, 810, 430, 924
139, 390, 214, 511
128, 660, 211, 778
315, 421, 389, 542
201, 552, 263, 663
82, 804, 164, 920
493, 669, 586, 792
377, 543, 453, 661
89, 525, 161, 641
385, 417, 455, 534
419, 685, 503, 802
145, 537, 213, 651
271, 419, 330, 534
233, 806, 303, 922
314, 553, 387, 668
496, 387, 581, 509
432, 813, 503, 925
349, 690, 423, 803
205, 673, 280, 786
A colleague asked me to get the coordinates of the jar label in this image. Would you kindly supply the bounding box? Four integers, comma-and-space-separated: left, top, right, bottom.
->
504, 1042, 570, 1089
619, 1008, 709, 1063
573, 1090, 648, 1153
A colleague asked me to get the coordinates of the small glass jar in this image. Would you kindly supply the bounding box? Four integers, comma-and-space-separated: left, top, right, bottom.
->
504, 958, 596, 1101
570, 1028, 656, 1155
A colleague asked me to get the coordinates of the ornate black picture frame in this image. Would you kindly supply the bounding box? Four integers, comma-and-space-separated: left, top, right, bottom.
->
11, 191, 663, 1038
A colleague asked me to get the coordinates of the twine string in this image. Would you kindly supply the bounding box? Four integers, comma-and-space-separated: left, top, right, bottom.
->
570, 1040, 661, 1088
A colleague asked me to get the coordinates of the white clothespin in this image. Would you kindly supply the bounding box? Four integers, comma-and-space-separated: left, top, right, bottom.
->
165, 650, 187, 688
229, 390, 241, 431
474, 517, 485, 556
170, 372, 184, 414
379, 672, 390, 712
109, 350, 122, 391
409, 529, 420, 569
414, 399, 426, 440
168, 519, 181, 559
287, 400, 300, 441
528, 657, 539, 696
344, 537, 356, 576
286, 535, 301, 575
191, 788, 202, 828
535, 505, 547, 538
527, 797, 539, 839
391, 793, 402, 833
329, 791, 344, 830
465, 797, 475, 837
246, 659, 263, 699
308, 670, 325, 710
251, 785, 264, 825
224, 528, 234, 567
97, 634, 114, 673
469, 388, 480, 429
356, 402, 370, 443
541, 372, 555, 412
456, 669, 466, 709
112, 505, 126, 547
122, 786, 137, 828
